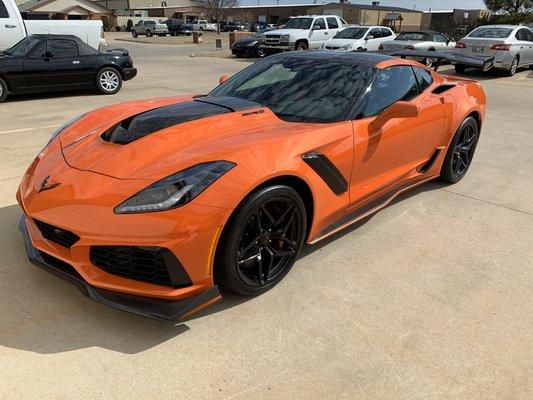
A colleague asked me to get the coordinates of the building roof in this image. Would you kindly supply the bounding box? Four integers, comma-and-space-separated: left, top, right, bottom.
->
19, 0, 112, 13
232, 2, 423, 13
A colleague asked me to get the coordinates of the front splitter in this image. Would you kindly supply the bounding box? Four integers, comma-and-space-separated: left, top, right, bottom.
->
19, 216, 221, 323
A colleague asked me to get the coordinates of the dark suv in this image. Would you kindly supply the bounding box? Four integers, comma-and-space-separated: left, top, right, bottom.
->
165, 19, 193, 36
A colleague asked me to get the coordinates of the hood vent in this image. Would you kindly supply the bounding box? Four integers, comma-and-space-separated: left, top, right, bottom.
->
101, 96, 259, 145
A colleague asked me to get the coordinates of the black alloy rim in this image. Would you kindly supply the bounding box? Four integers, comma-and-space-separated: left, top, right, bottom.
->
236, 197, 303, 287
452, 121, 477, 177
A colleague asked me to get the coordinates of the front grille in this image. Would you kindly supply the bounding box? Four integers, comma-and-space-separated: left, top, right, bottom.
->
90, 246, 190, 288
265, 35, 282, 45
34, 219, 80, 248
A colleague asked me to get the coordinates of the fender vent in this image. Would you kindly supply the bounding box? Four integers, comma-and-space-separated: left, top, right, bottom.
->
432, 84, 455, 94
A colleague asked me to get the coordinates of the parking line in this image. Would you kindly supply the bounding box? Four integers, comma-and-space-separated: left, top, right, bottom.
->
0, 124, 61, 135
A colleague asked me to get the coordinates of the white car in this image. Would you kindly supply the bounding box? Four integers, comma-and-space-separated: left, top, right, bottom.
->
131, 20, 169, 37
454, 25, 533, 76
323, 26, 395, 52
261, 15, 346, 54
0, 0, 104, 51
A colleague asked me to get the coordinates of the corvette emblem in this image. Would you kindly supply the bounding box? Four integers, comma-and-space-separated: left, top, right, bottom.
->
38, 176, 60, 193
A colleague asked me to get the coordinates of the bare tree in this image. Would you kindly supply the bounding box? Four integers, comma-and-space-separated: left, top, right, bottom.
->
191, 0, 241, 34
483, 0, 532, 13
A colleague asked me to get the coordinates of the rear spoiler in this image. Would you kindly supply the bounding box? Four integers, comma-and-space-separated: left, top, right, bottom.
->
392, 50, 494, 71
107, 48, 129, 56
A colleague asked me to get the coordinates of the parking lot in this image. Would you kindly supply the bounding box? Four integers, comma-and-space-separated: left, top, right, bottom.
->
0, 37, 532, 399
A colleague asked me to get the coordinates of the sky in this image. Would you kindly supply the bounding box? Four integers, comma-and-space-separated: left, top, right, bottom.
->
239, 0, 487, 12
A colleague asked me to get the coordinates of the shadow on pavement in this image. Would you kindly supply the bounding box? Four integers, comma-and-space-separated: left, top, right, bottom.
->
0, 181, 443, 354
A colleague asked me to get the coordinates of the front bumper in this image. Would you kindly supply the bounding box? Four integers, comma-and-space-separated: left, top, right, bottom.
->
122, 67, 137, 81
260, 44, 293, 52
19, 216, 221, 323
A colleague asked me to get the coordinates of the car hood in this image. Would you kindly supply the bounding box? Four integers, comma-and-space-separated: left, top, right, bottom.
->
234, 37, 259, 45
264, 29, 306, 37
59, 96, 293, 181
324, 38, 364, 47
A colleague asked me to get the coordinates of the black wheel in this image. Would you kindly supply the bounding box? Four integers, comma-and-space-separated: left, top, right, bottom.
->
424, 49, 436, 67
95, 67, 122, 95
146, 30, 152, 37
218, 185, 306, 296
506, 56, 519, 76
257, 48, 265, 57
454, 64, 466, 73
440, 117, 479, 183
295, 41, 308, 51
131, 30, 138, 38
0, 78, 8, 103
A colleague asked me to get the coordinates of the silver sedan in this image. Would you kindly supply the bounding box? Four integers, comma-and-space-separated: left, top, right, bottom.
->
454, 25, 533, 76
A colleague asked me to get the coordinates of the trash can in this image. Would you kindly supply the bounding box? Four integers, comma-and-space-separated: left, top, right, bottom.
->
193, 31, 203, 44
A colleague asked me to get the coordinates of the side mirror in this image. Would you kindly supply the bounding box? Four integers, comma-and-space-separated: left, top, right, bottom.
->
43, 51, 54, 59
369, 101, 419, 131
365, 35, 374, 40
219, 74, 230, 85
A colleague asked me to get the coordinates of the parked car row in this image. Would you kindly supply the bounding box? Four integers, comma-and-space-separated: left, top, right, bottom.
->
232, 16, 533, 76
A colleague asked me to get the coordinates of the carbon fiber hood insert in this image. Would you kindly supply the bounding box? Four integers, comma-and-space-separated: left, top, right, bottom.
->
101, 96, 259, 144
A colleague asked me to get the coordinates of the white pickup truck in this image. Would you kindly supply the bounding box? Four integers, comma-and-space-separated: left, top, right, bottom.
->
261, 15, 347, 54
191, 19, 217, 32
0, 0, 105, 51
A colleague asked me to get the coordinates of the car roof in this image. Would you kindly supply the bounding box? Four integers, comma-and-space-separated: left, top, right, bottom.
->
400, 30, 440, 35
473, 25, 520, 29
31, 34, 81, 41
268, 50, 407, 68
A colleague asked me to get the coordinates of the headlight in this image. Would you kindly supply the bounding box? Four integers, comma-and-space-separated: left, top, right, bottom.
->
341, 43, 354, 51
46, 114, 86, 146
114, 161, 236, 214
247, 40, 258, 46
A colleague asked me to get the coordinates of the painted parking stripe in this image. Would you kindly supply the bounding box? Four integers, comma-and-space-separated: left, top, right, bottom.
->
0, 124, 61, 135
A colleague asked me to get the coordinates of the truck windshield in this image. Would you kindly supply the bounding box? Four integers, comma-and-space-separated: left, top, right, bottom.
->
469, 27, 512, 38
334, 27, 368, 39
209, 55, 374, 123
284, 18, 313, 30
4, 36, 42, 56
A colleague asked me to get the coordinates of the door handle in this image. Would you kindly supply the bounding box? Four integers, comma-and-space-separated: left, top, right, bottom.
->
325, 32, 328, 35
5, 24, 17, 28
72, 60, 80, 64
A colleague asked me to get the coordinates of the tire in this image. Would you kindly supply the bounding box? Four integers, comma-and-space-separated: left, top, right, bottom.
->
257, 48, 265, 57
218, 185, 307, 296
506, 56, 519, 76
131, 30, 138, 38
0, 78, 8, 103
454, 64, 466, 73
146, 30, 152, 37
440, 116, 479, 183
95, 67, 123, 95
295, 40, 308, 51
170, 30, 176, 36
199, 27, 204, 31
424, 48, 436, 67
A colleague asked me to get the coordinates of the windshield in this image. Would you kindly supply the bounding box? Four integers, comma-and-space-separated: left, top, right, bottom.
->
208, 56, 374, 123
4, 36, 42, 56
334, 27, 368, 39
396, 32, 429, 41
469, 27, 512, 38
284, 17, 313, 30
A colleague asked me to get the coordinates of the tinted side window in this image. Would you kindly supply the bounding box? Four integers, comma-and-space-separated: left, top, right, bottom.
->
30, 42, 46, 59
413, 67, 433, 92
434, 33, 448, 42
313, 18, 326, 30
369, 28, 381, 38
0, 0, 9, 18
380, 28, 393, 37
326, 17, 338, 29
525, 29, 533, 42
517, 28, 533, 41
364, 66, 419, 116
48, 40, 79, 58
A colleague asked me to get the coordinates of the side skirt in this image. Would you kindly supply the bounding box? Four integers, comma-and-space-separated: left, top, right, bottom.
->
309, 174, 439, 244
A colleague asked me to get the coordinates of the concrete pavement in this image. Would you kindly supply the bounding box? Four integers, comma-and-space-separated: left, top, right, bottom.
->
0, 41, 531, 399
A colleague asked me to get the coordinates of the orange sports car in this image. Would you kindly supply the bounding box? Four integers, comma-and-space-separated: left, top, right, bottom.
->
17, 52, 486, 322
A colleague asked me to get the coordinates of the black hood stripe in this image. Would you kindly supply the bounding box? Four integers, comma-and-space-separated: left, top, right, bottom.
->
101, 96, 260, 145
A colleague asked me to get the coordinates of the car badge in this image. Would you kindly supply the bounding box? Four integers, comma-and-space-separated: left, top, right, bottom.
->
38, 176, 60, 193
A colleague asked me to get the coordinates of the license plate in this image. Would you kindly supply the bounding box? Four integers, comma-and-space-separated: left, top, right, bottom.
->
472, 45, 484, 53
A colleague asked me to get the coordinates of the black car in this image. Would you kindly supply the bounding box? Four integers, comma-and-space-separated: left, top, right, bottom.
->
0, 34, 137, 103
223, 21, 246, 32
165, 19, 193, 36
231, 31, 276, 58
